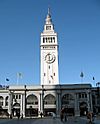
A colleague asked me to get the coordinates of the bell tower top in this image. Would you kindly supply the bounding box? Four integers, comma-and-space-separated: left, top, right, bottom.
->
45, 8, 52, 25
42, 8, 55, 35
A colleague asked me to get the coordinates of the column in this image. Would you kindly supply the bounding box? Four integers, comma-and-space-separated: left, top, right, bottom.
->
38, 93, 41, 115
22, 93, 26, 117
41, 92, 44, 113
20, 94, 23, 117
8, 92, 12, 116
3, 97, 6, 107
90, 91, 93, 112
87, 90, 90, 112
20, 93, 26, 118
38, 93, 42, 117
75, 93, 80, 116
56, 93, 61, 117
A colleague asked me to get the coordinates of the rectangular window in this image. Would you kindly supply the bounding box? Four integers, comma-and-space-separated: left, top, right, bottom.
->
53, 37, 55, 42
13, 95, 15, 99
82, 94, 84, 98
0, 102, 3, 106
43, 38, 45, 43
16, 94, 18, 99
79, 93, 81, 98
19, 95, 21, 99
85, 94, 87, 98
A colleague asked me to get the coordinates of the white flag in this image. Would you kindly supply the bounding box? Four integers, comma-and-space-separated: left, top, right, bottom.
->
17, 72, 23, 78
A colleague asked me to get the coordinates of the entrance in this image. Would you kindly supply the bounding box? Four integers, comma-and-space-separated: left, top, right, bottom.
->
12, 103, 20, 117
80, 102, 87, 116
26, 107, 38, 117
44, 108, 56, 116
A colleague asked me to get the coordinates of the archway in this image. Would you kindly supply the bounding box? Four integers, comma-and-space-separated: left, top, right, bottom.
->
43, 94, 56, 116
26, 94, 38, 116
80, 102, 87, 116
13, 103, 20, 117
61, 94, 75, 116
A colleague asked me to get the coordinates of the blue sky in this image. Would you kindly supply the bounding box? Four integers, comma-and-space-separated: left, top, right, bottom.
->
0, 0, 100, 86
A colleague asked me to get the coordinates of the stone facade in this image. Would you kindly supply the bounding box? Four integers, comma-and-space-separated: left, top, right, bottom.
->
0, 84, 100, 118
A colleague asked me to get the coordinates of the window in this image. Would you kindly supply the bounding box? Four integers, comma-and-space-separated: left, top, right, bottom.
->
43, 38, 45, 43
53, 37, 55, 42
85, 94, 87, 98
5, 96, 8, 106
44, 94, 56, 105
51, 37, 52, 43
79, 93, 81, 98
0, 96, 3, 106
46, 38, 47, 42
16, 95, 18, 99
46, 26, 51, 30
19, 95, 21, 99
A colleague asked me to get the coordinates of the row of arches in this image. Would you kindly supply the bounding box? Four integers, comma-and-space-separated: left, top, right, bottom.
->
0, 93, 88, 117
26, 94, 56, 105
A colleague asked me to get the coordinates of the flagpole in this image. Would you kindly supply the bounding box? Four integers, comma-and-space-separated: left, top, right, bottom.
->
17, 72, 22, 85
93, 77, 95, 87
17, 74, 19, 85
80, 72, 84, 83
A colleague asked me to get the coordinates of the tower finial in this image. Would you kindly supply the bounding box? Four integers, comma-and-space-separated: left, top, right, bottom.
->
48, 7, 50, 15
45, 7, 52, 24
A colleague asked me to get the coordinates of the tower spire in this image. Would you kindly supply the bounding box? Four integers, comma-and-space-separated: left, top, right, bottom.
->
45, 7, 52, 24
48, 7, 50, 16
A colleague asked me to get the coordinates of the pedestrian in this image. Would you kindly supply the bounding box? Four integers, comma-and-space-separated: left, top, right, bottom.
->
64, 113, 67, 122
60, 108, 65, 122
40, 112, 43, 118
87, 111, 92, 123
64, 108, 68, 122
16, 112, 20, 119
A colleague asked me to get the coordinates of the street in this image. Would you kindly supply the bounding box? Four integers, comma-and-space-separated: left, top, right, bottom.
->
0, 117, 100, 124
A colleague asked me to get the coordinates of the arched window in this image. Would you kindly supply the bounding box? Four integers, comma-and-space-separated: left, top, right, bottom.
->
44, 94, 56, 105
26, 94, 38, 105
62, 94, 74, 105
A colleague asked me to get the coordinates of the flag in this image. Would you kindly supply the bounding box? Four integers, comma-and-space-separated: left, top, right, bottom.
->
80, 72, 84, 78
93, 77, 95, 80
17, 72, 22, 78
6, 78, 9, 81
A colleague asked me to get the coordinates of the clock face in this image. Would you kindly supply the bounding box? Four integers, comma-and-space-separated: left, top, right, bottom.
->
45, 53, 56, 64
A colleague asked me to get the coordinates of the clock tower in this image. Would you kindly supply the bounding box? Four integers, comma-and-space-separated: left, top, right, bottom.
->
40, 8, 59, 85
